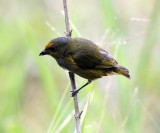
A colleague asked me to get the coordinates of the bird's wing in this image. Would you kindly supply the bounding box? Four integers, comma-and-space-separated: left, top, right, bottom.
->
72, 48, 118, 70
95, 49, 119, 69
72, 52, 102, 69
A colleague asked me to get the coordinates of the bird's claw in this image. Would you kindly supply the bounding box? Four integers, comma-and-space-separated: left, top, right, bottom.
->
70, 80, 92, 97
71, 90, 78, 97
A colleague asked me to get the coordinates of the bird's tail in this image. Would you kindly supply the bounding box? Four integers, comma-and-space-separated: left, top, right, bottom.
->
116, 66, 130, 79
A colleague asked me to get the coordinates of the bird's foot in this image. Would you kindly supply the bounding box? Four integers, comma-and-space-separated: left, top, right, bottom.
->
70, 80, 92, 97
70, 89, 79, 97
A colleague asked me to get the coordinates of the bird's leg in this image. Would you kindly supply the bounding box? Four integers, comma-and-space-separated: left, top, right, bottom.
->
71, 80, 92, 97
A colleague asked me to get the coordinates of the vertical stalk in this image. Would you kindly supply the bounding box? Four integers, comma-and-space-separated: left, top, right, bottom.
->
63, 0, 81, 132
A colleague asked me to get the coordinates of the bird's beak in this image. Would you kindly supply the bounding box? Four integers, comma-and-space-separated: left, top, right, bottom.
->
39, 50, 47, 56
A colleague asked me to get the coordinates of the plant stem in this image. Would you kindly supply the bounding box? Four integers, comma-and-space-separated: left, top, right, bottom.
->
69, 72, 81, 133
63, 0, 72, 37
63, 0, 81, 132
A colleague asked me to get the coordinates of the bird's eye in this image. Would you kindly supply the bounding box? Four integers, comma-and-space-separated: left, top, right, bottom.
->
50, 46, 57, 51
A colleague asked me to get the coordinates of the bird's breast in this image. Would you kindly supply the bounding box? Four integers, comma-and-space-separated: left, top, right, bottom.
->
56, 56, 77, 71
56, 58, 66, 69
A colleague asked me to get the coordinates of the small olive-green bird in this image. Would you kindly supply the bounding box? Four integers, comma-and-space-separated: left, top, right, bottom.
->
40, 37, 130, 96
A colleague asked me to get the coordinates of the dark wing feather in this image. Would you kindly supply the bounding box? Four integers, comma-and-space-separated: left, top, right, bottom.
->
73, 52, 102, 69
72, 48, 118, 70
95, 49, 119, 69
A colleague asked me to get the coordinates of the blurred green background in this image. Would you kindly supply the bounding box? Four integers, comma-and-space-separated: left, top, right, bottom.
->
0, 0, 160, 133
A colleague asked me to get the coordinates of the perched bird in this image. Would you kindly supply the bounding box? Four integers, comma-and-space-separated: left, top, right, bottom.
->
40, 37, 130, 96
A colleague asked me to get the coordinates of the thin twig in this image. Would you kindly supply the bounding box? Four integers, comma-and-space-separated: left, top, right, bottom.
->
69, 72, 81, 133
63, 0, 81, 133
63, 0, 72, 37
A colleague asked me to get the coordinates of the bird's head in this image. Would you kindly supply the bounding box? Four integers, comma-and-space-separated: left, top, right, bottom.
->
39, 37, 69, 59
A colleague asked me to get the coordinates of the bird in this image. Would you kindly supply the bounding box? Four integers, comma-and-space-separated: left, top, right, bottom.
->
39, 37, 130, 96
